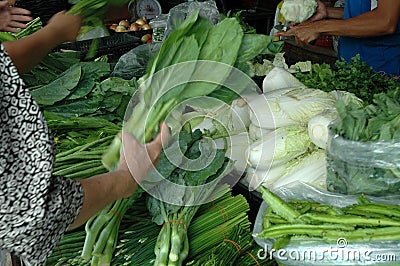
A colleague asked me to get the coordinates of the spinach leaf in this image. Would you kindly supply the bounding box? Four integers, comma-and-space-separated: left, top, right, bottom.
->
31, 65, 82, 105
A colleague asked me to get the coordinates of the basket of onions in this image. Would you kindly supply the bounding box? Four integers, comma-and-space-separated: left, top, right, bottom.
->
109, 17, 152, 33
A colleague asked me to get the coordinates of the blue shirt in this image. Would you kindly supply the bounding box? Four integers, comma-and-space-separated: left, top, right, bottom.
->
338, 0, 400, 76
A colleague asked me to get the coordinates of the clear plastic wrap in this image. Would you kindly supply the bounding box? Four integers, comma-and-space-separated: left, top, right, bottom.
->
149, 14, 168, 43
326, 133, 400, 197
253, 182, 400, 266
111, 42, 162, 80
163, 0, 221, 41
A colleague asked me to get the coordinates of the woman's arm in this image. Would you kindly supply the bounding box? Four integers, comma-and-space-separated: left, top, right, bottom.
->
69, 124, 170, 229
3, 11, 81, 74
280, 0, 400, 45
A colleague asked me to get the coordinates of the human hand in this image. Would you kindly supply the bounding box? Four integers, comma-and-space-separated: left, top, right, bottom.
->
46, 11, 82, 43
118, 122, 170, 186
307, 0, 328, 22
277, 22, 321, 46
0, 1, 32, 33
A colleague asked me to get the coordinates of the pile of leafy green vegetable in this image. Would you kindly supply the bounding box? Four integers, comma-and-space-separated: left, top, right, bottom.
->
295, 55, 400, 104
326, 88, 400, 196
30, 61, 137, 123
332, 88, 400, 142
22, 51, 82, 87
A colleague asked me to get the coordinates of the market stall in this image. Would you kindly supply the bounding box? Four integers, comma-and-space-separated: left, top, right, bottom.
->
1, 0, 399, 266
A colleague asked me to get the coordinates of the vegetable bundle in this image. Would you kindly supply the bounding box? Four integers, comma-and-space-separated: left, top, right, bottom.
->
147, 129, 232, 265
255, 187, 400, 256
76, 10, 282, 266
46, 185, 252, 266
243, 82, 337, 191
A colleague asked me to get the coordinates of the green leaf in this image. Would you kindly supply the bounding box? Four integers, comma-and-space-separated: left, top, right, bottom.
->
67, 77, 96, 100
31, 65, 82, 105
45, 96, 101, 117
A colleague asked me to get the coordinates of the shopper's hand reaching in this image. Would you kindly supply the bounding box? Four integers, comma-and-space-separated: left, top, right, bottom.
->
118, 122, 170, 188
0, 1, 32, 33
46, 11, 82, 43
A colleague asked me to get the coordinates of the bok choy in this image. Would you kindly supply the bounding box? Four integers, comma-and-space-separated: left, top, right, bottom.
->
80, 10, 281, 266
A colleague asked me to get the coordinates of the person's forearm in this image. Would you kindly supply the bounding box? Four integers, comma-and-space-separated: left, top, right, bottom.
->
326, 7, 343, 19
70, 170, 137, 229
3, 25, 66, 74
315, 9, 397, 38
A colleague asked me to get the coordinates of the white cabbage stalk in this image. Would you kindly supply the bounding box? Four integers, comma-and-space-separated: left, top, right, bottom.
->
191, 94, 261, 135
281, 0, 318, 23
230, 92, 260, 131
308, 108, 338, 149
248, 90, 298, 129
279, 88, 336, 125
245, 126, 311, 170
271, 149, 327, 189
262, 66, 305, 93
246, 164, 286, 191
225, 132, 251, 173
248, 87, 333, 130
248, 122, 272, 142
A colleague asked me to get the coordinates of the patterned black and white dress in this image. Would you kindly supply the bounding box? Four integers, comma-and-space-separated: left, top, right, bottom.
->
0, 45, 84, 265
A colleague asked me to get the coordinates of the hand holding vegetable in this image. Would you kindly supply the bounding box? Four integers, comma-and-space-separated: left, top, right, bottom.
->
3, 11, 82, 74
46, 11, 82, 43
0, 1, 32, 33
118, 122, 170, 195
307, 0, 328, 22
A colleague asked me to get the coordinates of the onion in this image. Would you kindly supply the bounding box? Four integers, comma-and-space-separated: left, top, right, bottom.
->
118, 19, 130, 28
115, 25, 127, 32
141, 23, 152, 30
109, 23, 118, 31
135, 17, 146, 26
129, 23, 140, 31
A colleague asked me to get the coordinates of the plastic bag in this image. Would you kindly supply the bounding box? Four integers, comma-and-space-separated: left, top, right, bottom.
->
253, 182, 400, 266
326, 133, 400, 197
163, 0, 221, 41
149, 14, 169, 43
111, 42, 162, 80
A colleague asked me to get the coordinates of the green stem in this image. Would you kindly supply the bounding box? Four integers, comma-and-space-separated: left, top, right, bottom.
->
56, 135, 114, 159
81, 207, 113, 261
300, 213, 400, 227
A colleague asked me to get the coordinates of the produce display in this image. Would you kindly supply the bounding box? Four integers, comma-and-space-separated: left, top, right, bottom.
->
254, 186, 400, 265
9, 2, 399, 265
